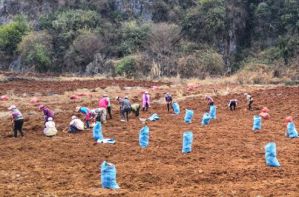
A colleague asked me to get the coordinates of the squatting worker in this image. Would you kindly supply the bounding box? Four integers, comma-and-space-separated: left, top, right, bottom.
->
69, 116, 84, 133
76, 106, 91, 128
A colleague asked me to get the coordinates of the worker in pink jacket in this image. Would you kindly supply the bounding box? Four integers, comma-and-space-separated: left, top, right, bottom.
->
142, 91, 150, 111
98, 96, 108, 123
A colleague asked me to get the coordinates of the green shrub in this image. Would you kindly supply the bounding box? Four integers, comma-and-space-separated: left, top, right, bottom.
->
26, 44, 52, 72
51, 9, 101, 32
18, 31, 53, 72
39, 9, 102, 63
0, 16, 29, 56
182, 0, 225, 43
178, 49, 225, 78
64, 30, 105, 72
200, 49, 225, 75
115, 56, 137, 77
118, 21, 149, 56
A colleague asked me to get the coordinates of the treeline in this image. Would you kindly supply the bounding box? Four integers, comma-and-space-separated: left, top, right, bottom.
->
0, 0, 298, 79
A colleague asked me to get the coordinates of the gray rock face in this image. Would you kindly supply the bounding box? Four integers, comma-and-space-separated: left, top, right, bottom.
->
0, 0, 155, 24
85, 53, 115, 75
9, 56, 23, 72
0, 0, 57, 25
113, 0, 153, 21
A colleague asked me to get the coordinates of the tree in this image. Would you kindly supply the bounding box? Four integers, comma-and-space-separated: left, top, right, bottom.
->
0, 16, 29, 56
18, 31, 53, 72
118, 21, 149, 56
64, 31, 105, 72
148, 23, 181, 76
39, 9, 102, 70
182, 0, 225, 44
280, 0, 299, 34
223, 0, 248, 70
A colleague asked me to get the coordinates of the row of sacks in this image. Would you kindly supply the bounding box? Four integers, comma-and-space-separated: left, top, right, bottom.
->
98, 105, 297, 189
93, 113, 161, 145
252, 115, 298, 138
183, 105, 217, 125
100, 130, 193, 190
100, 137, 283, 190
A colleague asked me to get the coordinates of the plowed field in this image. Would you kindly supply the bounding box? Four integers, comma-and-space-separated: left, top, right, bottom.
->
0, 78, 298, 196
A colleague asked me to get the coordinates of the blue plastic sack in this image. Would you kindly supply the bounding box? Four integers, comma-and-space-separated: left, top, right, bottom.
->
209, 105, 216, 119
287, 122, 298, 138
139, 126, 150, 148
201, 113, 211, 126
93, 121, 103, 141
148, 113, 160, 121
265, 142, 280, 167
184, 109, 194, 124
172, 102, 180, 115
252, 115, 262, 131
182, 131, 193, 153
101, 161, 120, 189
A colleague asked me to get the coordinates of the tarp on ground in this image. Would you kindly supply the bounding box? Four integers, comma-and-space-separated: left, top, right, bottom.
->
148, 113, 160, 121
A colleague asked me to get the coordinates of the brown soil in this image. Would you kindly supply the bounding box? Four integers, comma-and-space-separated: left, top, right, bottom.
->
0, 79, 298, 196
0, 78, 166, 96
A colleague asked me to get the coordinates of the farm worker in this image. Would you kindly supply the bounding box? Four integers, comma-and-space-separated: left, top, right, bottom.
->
91, 108, 106, 123
90, 109, 97, 123
8, 105, 24, 138
76, 106, 92, 128
103, 95, 112, 119
259, 107, 270, 120
39, 105, 54, 123
142, 91, 150, 111
43, 117, 58, 137
116, 96, 123, 116
205, 95, 214, 106
244, 93, 253, 110
121, 96, 131, 122
69, 116, 84, 133
165, 93, 173, 112
131, 103, 141, 117
228, 99, 238, 111
98, 96, 108, 123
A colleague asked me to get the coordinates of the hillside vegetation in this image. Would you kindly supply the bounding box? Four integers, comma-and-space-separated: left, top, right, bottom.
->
0, 0, 298, 81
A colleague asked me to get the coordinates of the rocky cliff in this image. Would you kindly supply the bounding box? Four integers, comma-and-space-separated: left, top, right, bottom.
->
0, 0, 155, 25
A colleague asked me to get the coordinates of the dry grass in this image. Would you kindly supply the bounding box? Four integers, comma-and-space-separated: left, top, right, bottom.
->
0, 74, 8, 82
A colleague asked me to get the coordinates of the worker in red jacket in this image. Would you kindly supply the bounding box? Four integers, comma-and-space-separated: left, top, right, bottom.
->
98, 95, 108, 123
